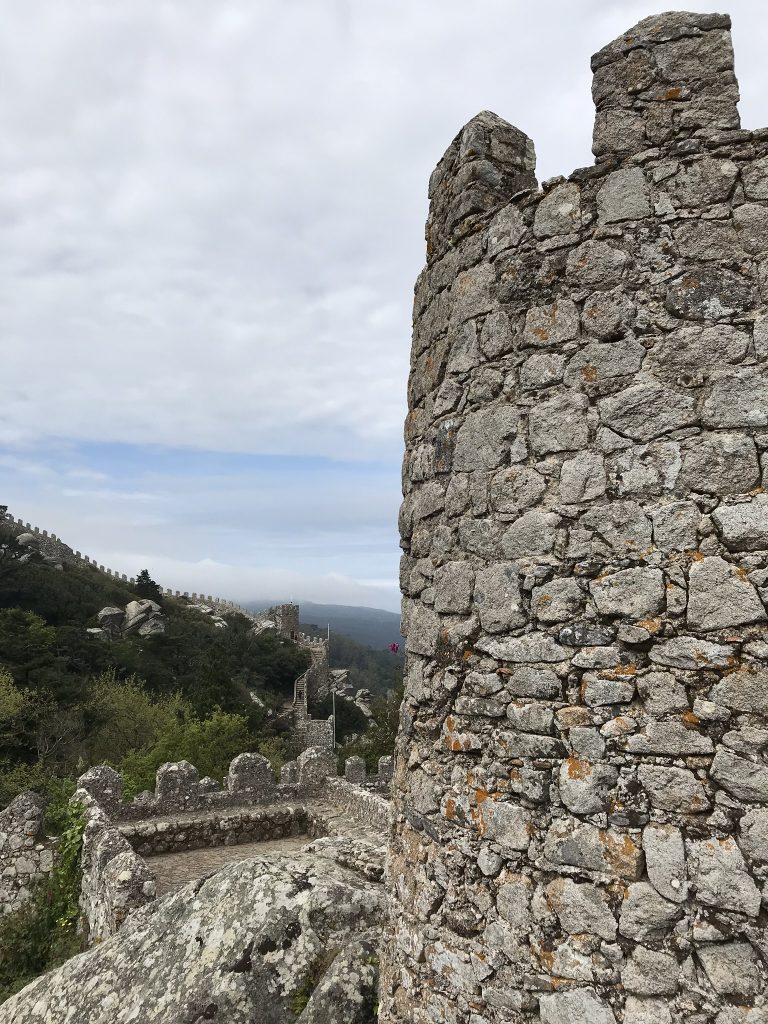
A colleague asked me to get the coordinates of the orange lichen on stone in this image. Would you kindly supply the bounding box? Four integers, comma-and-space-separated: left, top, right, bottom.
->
566, 756, 593, 780
637, 618, 662, 633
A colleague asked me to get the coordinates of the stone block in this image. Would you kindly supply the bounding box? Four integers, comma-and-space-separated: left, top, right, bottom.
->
226, 753, 276, 797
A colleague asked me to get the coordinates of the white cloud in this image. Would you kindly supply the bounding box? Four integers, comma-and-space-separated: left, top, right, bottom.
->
0, 0, 766, 608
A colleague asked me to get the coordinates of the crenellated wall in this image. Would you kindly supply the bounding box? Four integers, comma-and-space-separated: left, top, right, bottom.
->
62, 750, 391, 943
383, 11, 768, 1024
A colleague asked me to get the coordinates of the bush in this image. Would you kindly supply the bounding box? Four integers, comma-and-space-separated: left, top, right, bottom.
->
119, 708, 255, 795
337, 685, 403, 773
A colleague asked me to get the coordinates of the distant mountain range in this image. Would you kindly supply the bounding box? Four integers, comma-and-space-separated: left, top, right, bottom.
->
246, 599, 403, 650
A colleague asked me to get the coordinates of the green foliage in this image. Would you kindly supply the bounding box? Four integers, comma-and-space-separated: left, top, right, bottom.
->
118, 707, 255, 795
0, 801, 85, 1003
82, 671, 188, 767
310, 693, 369, 743
338, 684, 403, 773
134, 569, 162, 602
0, 762, 76, 834
257, 735, 296, 774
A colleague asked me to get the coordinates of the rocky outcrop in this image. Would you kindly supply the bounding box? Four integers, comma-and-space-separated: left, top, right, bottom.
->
91, 599, 166, 640
0, 853, 382, 1024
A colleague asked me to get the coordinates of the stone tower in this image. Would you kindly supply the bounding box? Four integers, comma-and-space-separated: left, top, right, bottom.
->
382, 12, 768, 1024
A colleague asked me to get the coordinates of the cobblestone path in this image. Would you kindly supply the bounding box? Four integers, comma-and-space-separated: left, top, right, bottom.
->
147, 835, 311, 897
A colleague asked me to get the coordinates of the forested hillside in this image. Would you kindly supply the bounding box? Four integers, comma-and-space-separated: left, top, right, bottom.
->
0, 525, 309, 821
300, 622, 403, 696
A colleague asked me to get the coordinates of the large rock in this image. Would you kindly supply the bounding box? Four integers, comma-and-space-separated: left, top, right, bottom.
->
0, 853, 383, 1024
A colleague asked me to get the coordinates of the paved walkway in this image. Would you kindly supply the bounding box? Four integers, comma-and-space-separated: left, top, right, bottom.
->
147, 835, 312, 897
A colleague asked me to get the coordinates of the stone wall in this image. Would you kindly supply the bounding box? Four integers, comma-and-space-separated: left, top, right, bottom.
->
121, 805, 310, 856
0, 793, 55, 915
324, 777, 391, 834
77, 798, 156, 943
383, 12, 768, 1024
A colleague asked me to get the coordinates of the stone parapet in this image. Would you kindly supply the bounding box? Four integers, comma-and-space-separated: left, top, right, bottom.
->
323, 777, 391, 834
383, 11, 768, 1024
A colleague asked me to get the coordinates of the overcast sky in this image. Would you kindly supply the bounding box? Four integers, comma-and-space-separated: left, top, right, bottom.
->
1, 1, 765, 613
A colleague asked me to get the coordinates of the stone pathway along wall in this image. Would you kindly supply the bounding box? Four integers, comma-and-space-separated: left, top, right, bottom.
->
382, 11, 768, 1024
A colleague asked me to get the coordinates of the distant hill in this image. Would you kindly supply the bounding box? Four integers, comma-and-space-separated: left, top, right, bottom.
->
246, 600, 403, 651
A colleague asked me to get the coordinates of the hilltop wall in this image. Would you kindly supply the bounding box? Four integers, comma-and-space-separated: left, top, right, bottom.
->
383, 12, 768, 1024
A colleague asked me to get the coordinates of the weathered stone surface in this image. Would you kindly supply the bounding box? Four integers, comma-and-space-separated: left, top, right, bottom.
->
477, 632, 568, 663
532, 577, 585, 624
539, 988, 616, 1024
473, 562, 526, 632
702, 368, 768, 428
566, 240, 629, 289
1, 854, 383, 1024
565, 337, 645, 389
619, 882, 681, 942
597, 167, 650, 223
651, 501, 699, 551
390, 14, 768, 1024
559, 452, 606, 503
622, 946, 679, 995
648, 636, 735, 670
626, 721, 713, 756
687, 555, 767, 631
636, 672, 688, 717
522, 298, 579, 348
502, 509, 559, 557
528, 392, 589, 454
478, 801, 531, 852
545, 877, 617, 939
645, 325, 749, 381
490, 466, 546, 512
624, 997, 672, 1024
581, 500, 653, 555
599, 383, 696, 441
433, 561, 476, 614
533, 182, 582, 239
713, 496, 768, 551
680, 432, 760, 495
665, 267, 754, 322
709, 667, 768, 713
696, 942, 762, 996
638, 765, 710, 814
643, 823, 688, 903
558, 758, 617, 814
711, 747, 768, 803
739, 807, 768, 863
543, 818, 644, 879
582, 288, 635, 340
689, 836, 761, 916
590, 566, 665, 618
453, 406, 521, 470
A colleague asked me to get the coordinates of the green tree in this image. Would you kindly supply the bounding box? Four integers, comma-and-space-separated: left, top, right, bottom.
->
119, 707, 255, 795
82, 671, 188, 766
338, 684, 403, 772
134, 569, 162, 602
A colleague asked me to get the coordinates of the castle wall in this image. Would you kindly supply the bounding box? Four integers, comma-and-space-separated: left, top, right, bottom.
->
0, 793, 55, 916
382, 12, 768, 1023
